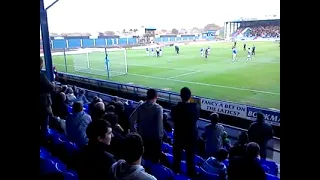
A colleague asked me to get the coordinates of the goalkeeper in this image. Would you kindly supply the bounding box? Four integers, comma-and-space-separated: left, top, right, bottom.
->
105, 54, 110, 78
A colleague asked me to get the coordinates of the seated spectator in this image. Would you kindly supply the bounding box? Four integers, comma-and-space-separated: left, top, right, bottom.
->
66, 102, 92, 147
104, 113, 124, 158
88, 96, 102, 115
52, 92, 69, 120
91, 102, 106, 121
75, 120, 116, 180
76, 89, 90, 105
201, 148, 228, 180
65, 87, 77, 105
229, 132, 248, 160
109, 133, 157, 180
106, 104, 116, 113
222, 131, 231, 151
227, 142, 266, 180
163, 112, 173, 133
114, 101, 130, 134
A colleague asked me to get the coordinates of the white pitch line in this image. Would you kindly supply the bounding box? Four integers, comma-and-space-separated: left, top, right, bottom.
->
53, 64, 280, 95
167, 70, 201, 79
126, 73, 280, 95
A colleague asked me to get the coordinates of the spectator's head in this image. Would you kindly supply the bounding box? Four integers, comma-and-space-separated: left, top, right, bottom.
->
106, 105, 115, 113
246, 142, 260, 159
114, 101, 125, 114
72, 102, 83, 113
180, 87, 191, 102
256, 112, 264, 123
40, 57, 44, 70
95, 102, 105, 112
147, 89, 158, 102
122, 133, 144, 165
86, 120, 113, 145
163, 112, 169, 122
59, 92, 66, 102
104, 112, 118, 127
79, 89, 85, 95
209, 112, 219, 124
216, 148, 228, 161
66, 87, 73, 94
238, 132, 248, 144
222, 131, 228, 139
92, 96, 99, 103
61, 85, 68, 93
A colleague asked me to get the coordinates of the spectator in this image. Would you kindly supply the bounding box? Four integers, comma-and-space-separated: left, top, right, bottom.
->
76, 89, 90, 105
227, 142, 266, 180
222, 131, 231, 151
66, 102, 92, 147
75, 120, 116, 180
201, 148, 228, 180
40, 57, 55, 143
229, 132, 248, 160
109, 133, 157, 180
171, 87, 199, 178
163, 112, 173, 133
65, 87, 77, 105
104, 113, 124, 158
52, 92, 69, 120
88, 96, 102, 115
130, 89, 163, 163
204, 113, 224, 157
91, 102, 105, 121
248, 112, 274, 159
114, 101, 130, 134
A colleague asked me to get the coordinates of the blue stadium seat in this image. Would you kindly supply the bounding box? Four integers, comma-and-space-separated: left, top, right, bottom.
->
166, 144, 173, 154
174, 174, 190, 180
260, 159, 278, 175
63, 169, 78, 180
149, 163, 175, 180
50, 157, 67, 172
142, 159, 153, 170
194, 155, 204, 166
223, 159, 229, 167
180, 161, 187, 174
40, 147, 51, 159
266, 173, 280, 180
165, 153, 174, 165
162, 143, 170, 153
64, 141, 79, 156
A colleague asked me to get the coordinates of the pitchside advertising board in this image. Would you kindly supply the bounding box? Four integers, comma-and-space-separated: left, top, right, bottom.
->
200, 98, 280, 126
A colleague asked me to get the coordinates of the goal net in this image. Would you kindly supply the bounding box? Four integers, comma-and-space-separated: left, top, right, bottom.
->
69, 48, 128, 78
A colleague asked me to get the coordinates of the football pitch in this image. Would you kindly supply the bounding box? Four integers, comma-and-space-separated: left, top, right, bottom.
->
51, 41, 280, 110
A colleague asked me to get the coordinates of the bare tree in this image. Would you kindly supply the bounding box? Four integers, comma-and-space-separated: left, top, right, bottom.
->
171, 28, 179, 35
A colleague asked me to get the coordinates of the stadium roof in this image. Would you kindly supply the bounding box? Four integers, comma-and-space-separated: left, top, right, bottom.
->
145, 27, 157, 30
229, 14, 280, 22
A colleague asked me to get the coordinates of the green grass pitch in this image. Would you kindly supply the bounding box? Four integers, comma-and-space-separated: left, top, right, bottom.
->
50, 41, 280, 110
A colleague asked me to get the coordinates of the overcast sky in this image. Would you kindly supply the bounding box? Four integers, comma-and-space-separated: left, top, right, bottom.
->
44, 0, 280, 33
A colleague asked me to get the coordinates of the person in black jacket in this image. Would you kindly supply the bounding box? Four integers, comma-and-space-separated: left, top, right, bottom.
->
227, 142, 266, 180
75, 120, 116, 180
171, 87, 200, 178
40, 57, 54, 143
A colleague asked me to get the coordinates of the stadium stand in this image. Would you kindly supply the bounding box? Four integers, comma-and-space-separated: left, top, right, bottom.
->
40, 63, 280, 179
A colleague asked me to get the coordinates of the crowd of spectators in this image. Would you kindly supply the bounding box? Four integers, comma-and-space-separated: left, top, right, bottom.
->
40, 57, 277, 180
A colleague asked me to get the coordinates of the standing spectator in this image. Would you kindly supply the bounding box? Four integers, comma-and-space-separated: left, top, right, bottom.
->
130, 89, 163, 163
40, 57, 55, 143
248, 112, 274, 159
229, 132, 248, 160
204, 113, 224, 157
171, 87, 199, 178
